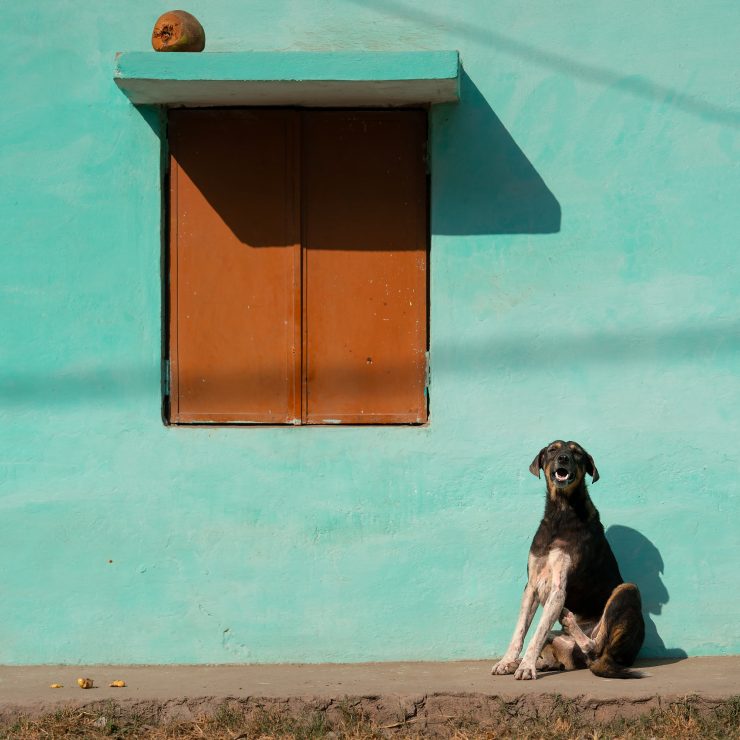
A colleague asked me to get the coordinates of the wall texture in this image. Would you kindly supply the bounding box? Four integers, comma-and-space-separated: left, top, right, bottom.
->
1, 0, 738, 663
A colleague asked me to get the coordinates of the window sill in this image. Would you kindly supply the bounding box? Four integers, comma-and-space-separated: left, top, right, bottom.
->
113, 50, 460, 107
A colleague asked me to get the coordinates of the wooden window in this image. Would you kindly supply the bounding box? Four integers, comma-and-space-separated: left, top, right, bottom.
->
167, 109, 427, 425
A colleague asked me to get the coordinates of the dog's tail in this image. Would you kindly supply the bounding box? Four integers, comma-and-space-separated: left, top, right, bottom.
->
589, 654, 643, 679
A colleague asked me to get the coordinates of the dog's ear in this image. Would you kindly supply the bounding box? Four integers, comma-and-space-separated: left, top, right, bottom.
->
584, 449, 600, 483
529, 447, 547, 478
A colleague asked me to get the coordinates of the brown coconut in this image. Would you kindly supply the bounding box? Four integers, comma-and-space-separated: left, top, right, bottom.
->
152, 10, 205, 52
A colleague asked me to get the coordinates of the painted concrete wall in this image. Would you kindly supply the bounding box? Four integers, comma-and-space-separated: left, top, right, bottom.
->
1, 0, 738, 663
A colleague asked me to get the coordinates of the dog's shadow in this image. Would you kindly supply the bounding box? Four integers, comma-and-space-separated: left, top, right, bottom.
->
606, 525, 688, 664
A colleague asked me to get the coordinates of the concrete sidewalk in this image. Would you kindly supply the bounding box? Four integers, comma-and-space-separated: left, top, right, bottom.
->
1, 657, 738, 724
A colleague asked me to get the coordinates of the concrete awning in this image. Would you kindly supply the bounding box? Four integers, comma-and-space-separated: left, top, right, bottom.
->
114, 51, 460, 107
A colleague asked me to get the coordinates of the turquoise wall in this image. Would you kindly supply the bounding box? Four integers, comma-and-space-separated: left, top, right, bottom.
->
1, 0, 738, 663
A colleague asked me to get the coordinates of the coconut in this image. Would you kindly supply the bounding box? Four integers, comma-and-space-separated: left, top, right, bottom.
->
152, 10, 205, 52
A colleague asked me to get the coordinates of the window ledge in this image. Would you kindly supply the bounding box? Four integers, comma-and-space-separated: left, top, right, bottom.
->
113, 51, 460, 107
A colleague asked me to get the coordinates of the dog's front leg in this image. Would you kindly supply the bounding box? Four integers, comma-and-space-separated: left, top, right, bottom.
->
491, 583, 537, 675
514, 555, 570, 680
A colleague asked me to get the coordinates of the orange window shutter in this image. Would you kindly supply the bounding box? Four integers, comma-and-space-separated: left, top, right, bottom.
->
301, 111, 428, 424
168, 110, 301, 423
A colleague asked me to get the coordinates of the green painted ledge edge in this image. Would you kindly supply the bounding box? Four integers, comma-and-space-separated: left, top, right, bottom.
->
113, 51, 460, 106
114, 50, 460, 83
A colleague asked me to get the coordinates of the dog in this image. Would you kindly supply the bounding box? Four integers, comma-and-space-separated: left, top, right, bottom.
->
491, 440, 644, 680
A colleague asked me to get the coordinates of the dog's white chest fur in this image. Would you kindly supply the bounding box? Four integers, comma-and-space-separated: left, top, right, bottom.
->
528, 548, 571, 605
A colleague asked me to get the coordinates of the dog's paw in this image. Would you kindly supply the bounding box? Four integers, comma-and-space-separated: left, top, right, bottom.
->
560, 609, 577, 634
514, 661, 537, 680
491, 657, 521, 675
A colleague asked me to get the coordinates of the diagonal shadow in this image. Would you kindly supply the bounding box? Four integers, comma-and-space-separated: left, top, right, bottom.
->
342, 0, 740, 129
432, 71, 560, 235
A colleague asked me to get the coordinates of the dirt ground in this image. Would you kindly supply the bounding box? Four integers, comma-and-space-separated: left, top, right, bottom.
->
1, 695, 739, 739
1, 657, 738, 738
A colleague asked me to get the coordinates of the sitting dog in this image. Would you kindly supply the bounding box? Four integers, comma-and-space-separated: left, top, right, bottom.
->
491, 440, 644, 680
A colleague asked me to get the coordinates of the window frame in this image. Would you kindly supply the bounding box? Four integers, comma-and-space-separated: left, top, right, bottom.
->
163, 106, 431, 427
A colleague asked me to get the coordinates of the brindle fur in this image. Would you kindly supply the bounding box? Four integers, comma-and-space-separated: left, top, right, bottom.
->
492, 440, 645, 680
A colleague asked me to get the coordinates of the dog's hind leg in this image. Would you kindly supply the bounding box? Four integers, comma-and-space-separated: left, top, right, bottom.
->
560, 609, 598, 657
588, 583, 645, 678
491, 583, 538, 675
585, 584, 642, 658
537, 634, 585, 672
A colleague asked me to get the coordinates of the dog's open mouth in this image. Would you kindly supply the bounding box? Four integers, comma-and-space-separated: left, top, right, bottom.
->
554, 467, 571, 483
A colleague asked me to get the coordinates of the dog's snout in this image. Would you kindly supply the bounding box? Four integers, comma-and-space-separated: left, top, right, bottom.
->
557, 454, 570, 464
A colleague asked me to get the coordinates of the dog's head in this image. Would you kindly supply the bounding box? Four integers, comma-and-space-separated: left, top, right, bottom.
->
529, 440, 599, 495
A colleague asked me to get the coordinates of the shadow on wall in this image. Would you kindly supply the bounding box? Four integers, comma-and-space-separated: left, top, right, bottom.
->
2, 317, 738, 404
342, 0, 740, 130
606, 525, 687, 660
137, 72, 561, 240
432, 71, 561, 235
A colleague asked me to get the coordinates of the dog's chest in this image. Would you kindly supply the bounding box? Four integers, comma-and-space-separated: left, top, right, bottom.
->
528, 548, 572, 605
